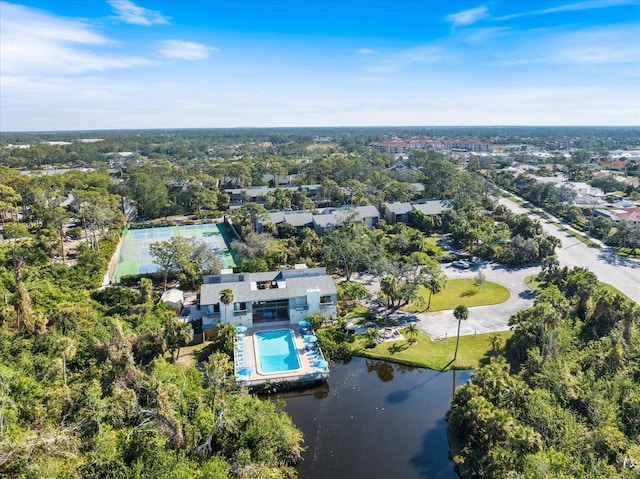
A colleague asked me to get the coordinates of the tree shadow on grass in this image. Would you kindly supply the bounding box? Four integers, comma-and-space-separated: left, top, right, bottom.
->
387, 342, 410, 355
194, 343, 217, 363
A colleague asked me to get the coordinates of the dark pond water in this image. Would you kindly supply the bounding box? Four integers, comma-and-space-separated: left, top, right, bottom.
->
277, 357, 473, 479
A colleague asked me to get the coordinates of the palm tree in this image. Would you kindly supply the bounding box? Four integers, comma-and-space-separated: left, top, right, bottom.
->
219, 288, 234, 324
405, 323, 419, 345
380, 275, 399, 309
489, 333, 503, 357
453, 304, 469, 361
365, 327, 379, 348
165, 315, 192, 361
424, 272, 446, 310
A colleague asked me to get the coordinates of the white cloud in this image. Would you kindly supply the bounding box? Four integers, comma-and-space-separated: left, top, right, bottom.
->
356, 48, 378, 55
0, 2, 150, 75
496, 0, 636, 21
159, 40, 215, 60
500, 24, 640, 66
108, 0, 169, 26
445, 6, 488, 27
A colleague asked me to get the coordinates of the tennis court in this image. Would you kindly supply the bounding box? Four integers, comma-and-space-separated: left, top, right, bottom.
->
112, 222, 237, 283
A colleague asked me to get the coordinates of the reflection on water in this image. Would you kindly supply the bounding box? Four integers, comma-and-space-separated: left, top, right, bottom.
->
275, 357, 472, 479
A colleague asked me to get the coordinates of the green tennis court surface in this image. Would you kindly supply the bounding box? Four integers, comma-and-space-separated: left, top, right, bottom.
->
112, 223, 236, 283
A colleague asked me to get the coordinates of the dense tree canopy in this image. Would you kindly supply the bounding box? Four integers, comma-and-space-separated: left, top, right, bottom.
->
449, 267, 640, 478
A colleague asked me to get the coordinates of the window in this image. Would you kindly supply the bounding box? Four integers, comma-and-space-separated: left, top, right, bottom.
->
234, 301, 247, 312
294, 297, 308, 309
206, 304, 220, 314
320, 295, 332, 305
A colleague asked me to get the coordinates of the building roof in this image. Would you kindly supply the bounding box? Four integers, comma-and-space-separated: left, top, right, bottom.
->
385, 202, 413, 215
313, 205, 379, 229
284, 211, 314, 227
200, 267, 336, 305
412, 199, 454, 215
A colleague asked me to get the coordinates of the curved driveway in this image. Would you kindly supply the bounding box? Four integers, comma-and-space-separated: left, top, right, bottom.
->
415, 263, 538, 340
353, 196, 639, 339
354, 263, 539, 340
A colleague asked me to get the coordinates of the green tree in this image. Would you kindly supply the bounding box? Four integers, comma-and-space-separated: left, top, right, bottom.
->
489, 333, 504, 357
149, 237, 190, 291
140, 277, 153, 304
453, 304, 469, 361
423, 270, 447, 310
219, 288, 234, 324
0, 183, 21, 226
127, 172, 169, 219
164, 314, 192, 361
46, 206, 70, 264
405, 323, 419, 345
380, 275, 400, 310
322, 221, 381, 281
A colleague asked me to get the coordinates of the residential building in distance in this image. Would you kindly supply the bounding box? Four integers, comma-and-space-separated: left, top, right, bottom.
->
257, 204, 380, 235
370, 138, 489, 153
383, 199, 454, 224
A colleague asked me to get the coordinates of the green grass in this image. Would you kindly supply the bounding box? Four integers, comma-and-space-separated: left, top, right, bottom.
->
424, 234, 443, 247
598, 282, 631, 301
175, 342, 211, 366
525, 274, 631, 302
405, 279, 510, 312
524, 275, 543, 291
554, 223, 600, 248
341, 305, 369, 320
615, 247, 640, 259
351, 329, 513, 370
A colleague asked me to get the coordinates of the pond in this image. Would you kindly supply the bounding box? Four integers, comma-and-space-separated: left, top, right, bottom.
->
276, 357, 473, 479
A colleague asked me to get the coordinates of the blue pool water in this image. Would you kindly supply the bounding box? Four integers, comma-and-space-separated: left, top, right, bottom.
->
254, 329, 302, 374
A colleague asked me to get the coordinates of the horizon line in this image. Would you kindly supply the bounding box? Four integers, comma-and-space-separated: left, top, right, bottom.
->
2, 124, 640, 135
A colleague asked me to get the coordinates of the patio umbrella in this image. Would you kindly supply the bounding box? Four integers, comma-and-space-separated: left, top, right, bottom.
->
237, 366, 253, 376
236, 326, 247, 334
298, 320, 311, 327
303, 335, 318, 343
313, 359, 329, 368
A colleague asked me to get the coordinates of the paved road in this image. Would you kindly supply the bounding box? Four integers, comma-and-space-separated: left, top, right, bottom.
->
414, 263, 538, 339
498, 197, 640, 305
352, 196, 639, 340
354, 263, 539, 340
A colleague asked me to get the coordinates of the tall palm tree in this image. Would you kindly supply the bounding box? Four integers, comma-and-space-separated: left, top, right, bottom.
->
380, 275, 399, 309
424, 272, 447, 310
219, 288, 234, 324
453, 304, 469, 361
405, 323, 419, 345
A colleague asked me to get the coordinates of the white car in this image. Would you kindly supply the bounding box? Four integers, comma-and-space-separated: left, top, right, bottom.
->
452, 260, 470, 269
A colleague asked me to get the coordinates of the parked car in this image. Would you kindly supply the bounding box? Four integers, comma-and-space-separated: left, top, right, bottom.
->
452, 260, 471, 269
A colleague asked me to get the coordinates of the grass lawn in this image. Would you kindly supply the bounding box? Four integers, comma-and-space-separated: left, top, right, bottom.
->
524, 274, 543, 291
424, 234, 443, 247
405, 279, 510, 312
342, 305, 369, 320
351, 329, 513, 370
525, 274, 630, 300
616, 247, 640, 259
175, 342, 210, 367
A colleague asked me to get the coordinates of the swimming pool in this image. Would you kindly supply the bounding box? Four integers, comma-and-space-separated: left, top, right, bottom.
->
254, 329, 302, 375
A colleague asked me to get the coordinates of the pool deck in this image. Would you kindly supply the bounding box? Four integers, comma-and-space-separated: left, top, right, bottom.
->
234, 324, 329, 388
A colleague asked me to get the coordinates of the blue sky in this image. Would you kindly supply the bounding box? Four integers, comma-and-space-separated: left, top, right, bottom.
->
1, 0, 639, 131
